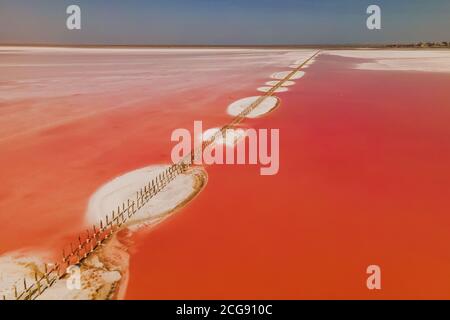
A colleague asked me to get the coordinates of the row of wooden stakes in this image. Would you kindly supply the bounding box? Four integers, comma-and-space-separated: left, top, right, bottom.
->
3, 78, 285, 300
4, 163, 189, 300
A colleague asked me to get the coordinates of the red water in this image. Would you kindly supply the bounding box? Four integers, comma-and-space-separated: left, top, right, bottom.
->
126, 54, 450, 299
1, 50, 450, 299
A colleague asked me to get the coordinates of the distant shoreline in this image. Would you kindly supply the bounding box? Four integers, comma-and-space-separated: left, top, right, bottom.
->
1, 42, 449, 50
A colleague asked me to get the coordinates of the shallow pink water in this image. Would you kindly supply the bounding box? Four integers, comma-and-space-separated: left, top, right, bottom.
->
1, 48, 450, 299
0, 48, 311, 264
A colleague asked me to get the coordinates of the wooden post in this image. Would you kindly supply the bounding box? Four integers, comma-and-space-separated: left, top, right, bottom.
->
136, 191, 140, 208
34, 272, 41, 294
53, 263, 61, 278
85, 230, 91, 253
44, 264, 50, 285
91, 228, 96, 251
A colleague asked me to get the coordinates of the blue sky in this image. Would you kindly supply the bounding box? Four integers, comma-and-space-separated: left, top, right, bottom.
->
0, 0, 449, 45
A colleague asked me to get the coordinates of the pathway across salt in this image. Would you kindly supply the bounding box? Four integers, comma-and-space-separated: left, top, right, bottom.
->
85, 165, 206, 228
257, 86, 288, 93
265, 80, 295, 87
271, 71, 305, 80
227, 96, 280, 118
202, 128, 247, 147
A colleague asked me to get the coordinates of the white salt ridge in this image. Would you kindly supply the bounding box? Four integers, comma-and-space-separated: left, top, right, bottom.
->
202, 128, 247, 147
257, 86, 288, 93
0, 253, 49, 299
227, 96, 279, 118
86, 165, 205, 227
265, 80, 295, 87
0, 165, 206, 300
290, 63, 313, 69
325, 50, 450, 73
271, 71, 305, 80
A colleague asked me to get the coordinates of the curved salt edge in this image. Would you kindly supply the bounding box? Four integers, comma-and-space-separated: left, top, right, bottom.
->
0, 253, 48, 298
202, 128, 247, 147
271, 71, 305, 80
294, 58, 315, 65
86, 165, 204, 227
227, 96, 279, 118
265, 80, 295, 87
257, 86, 288, 93
0, 249, 125, 300
0, 165, 205, 300
289, 63, 312, 69
325, 50, 450, 73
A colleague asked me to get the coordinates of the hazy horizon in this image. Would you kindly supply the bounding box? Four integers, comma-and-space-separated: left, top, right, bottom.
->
1, 0, 450, 46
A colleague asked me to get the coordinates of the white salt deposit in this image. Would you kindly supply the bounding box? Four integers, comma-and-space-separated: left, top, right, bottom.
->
271, 71, 305, 80
227, 96, 280, 118
325, 50, 450, 73
257, 86, 288, 93
265, 80, 295, 87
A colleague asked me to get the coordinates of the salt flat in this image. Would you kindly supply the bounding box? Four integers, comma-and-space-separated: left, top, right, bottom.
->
326, 49, 450, 73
